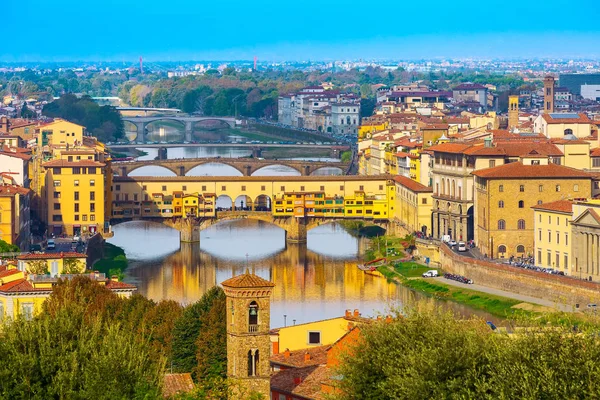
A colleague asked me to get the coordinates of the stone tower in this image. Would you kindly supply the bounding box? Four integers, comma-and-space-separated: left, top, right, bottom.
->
508, 95, 519, 131
221, 270, 274, 399
543, 75, 555, 114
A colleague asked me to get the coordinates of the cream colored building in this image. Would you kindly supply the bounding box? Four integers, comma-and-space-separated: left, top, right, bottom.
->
393, 176, 432, 235
533, 113, 596, 139
532, 200, 574, 273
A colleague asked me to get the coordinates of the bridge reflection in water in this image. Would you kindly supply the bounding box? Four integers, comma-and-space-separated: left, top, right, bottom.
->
111, 220, 497, 327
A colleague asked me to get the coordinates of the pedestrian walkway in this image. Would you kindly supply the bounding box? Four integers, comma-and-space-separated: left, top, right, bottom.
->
432, 277, 573, 313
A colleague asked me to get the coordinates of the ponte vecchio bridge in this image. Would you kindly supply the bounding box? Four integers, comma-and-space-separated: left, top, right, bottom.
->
110, 175, 395, 243
112, 158, 350, 177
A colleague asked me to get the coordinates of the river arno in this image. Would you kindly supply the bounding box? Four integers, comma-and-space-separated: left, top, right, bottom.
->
108, 219, 497, 328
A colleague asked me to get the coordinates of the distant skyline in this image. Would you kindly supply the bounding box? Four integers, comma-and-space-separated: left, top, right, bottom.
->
4, 0, 600, 62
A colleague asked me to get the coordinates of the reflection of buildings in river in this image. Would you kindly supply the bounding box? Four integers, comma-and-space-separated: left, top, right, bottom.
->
131, 238, 400, 309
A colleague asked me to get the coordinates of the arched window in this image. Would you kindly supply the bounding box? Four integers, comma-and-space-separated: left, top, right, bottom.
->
516, 245, 525, 253
248, 350, 253, 376
518, 200, 524, 208
498, 219, 506, 230
248, 301, 258, 327
517, 219, 526, 230
564, 128, 573, 136
346, 116, 352, 125
498, 245, 507, 254
254, 350, 259, 376
442, 180, 445, 195
498, 200, 504, 208
537, 200, 543, 205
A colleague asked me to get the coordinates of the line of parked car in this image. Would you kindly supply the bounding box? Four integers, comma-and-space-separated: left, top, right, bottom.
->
443, 273, 473, 284
503, 259, 565, 276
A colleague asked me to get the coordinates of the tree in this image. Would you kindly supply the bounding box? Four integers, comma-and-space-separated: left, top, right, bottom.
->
181, 86, 214, 114
335, 307, 600, 400
194, 290, 226, 380
62, 258, 83, 274
0, 239, 18, 253
171, 287, 226, 378
27, 260, 48, 275
20, 103, 35, 118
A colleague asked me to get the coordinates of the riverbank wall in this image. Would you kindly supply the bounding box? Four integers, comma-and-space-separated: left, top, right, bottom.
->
438, 245, 600, 308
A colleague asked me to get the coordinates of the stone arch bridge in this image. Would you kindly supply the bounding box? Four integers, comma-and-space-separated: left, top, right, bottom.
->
112, 158, 350, 177
111, 211, 390, 244
122, 116, 236, 143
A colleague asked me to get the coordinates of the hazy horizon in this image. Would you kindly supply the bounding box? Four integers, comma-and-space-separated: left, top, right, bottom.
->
4, 0, 600, 62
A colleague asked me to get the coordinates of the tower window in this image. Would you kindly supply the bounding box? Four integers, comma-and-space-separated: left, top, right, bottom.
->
247, 349, 259, 377
248, 301, 258, 328
308, 331, 321, 344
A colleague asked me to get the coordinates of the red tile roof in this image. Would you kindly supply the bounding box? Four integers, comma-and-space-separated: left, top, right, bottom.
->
221, 270, 275, 288
591, 148, 600, 157
472, 162, 592, 179
17, 252, 87, 260
0, 268, 21, 279
162, 373, 194, 398
531, 199, 574, 213
542, 113, 593, 124
43, 159, 105, 168
271, 345, 330, 368
104, 279, 137, 290
0, 278, 46, 293
393, 176, 433, 193
454, 83, 487, 90
270, 365, 331, 400
0, 184, 30, 196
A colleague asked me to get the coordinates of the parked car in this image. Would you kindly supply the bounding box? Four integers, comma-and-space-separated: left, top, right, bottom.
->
449, 240, 457, 247
422, 270, 439, 278
73, 234, 80, 242
47, 239, 56, 250
457, 242, 467, 252
30, 243, 43, 252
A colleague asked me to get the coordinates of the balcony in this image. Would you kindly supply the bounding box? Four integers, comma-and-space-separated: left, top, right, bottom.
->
249, 324, 258, 333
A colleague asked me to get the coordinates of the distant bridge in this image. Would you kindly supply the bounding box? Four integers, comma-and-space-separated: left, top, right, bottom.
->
121, 116, 237, 143
112, 157, 349, 177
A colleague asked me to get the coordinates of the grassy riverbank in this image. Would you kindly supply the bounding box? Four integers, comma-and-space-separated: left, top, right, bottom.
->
93, 242, 128, 280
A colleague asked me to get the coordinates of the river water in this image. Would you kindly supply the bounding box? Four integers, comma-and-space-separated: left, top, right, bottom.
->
108, 220, 496, 328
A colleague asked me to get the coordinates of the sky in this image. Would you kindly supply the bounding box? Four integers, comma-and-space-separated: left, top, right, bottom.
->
3, 0, 600, 62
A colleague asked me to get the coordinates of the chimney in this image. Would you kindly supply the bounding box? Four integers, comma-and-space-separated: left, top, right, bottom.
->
284, 348, 290, 359
385, 315, 392, 323
111, 275, 119, 282
353, 309, 360, 317
345, 309, 351, 318
304, 352, 311, 362
293, 377, 302, 385
94, 270, 100, 279
376, 315, 382, 321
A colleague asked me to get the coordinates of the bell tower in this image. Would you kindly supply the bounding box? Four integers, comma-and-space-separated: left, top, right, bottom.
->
543, 75, 555, 114
508, 95, 519, 131
221, 270, 274, 399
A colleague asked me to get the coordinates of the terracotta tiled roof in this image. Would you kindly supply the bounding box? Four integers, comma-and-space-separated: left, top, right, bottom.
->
454, 83, 487, 90
394, 176, 433, 193
531, 199, 574, 213
0, 149, 31, 161
472, 162, 592, 179
270, 365, 331, 400
104, 279, 137, 290
542, 113, 593, 124
0, 185, 30, 196
0, 279, 46, 293
591, 148, 600, 157
17, 252, 87, 260
271, 345, 330, 368
0, 268, 21, 279
394, 151, 410, 158
423, 123, 449, 130
43, 159, 105, 168
221, 270, 275, 288
427, 143, 472, 154
162, 373, 194, 398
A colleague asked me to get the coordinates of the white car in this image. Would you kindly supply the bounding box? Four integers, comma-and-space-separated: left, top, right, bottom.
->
73, 234, 80, 242
47, 239, 56, 250
457, 242, 467, 252
422, 270, 439, 278
449, 240, 457, 247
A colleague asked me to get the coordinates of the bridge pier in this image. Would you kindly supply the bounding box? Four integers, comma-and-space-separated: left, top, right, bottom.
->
180, 219, 200, 243
285, 217, 308, 243
302, 166, 311, 176
185, 121, 193, 142
134, 122, 146, 144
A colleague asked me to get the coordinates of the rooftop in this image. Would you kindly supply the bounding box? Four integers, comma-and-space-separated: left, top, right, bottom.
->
542, 113, 593, 124
472, 162, 592, 179
531, 199, 574, 214
43, 159, 105, 168
271, 345, 330, 368
393, 176, 433, 193
221, 270, 275, 289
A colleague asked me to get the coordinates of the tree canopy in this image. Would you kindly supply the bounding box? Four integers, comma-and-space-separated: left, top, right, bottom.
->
335, 307, 600, 400
42, 94, 125, 142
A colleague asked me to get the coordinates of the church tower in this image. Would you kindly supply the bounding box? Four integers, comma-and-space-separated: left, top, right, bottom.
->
222, 270, 274, 399
508, 95, 519, 131
543, 75, 555, 114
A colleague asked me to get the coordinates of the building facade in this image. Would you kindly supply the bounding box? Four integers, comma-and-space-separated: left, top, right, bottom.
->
393, 176, 433, 235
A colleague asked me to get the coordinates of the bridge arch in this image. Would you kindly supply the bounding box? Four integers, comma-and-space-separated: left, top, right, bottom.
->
193, 119, 232, 130
186, 162, 244, 177
123, 121, 138, 142
234, 195, 253, 211
216, 195, 233, 211
145, 119, 186, 143
127, 165, 178, 177
310, 166, 344, 176
251, 164, 302, 176
254, 195, 272, 212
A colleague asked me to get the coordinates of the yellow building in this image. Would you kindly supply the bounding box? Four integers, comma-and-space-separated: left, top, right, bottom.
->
393, 176, 433, 235
551, 139, 591, 170
269, 309, 369, 353
16, 252, 87, 275
532, 200, 573, 273
358, 120, 387, 140
37, 119, 85, 147
0, 184, 31, 250
0, 266, 136, 321
473, 162, 592, 259
534, 113, 596, 139
468, 111, 499, 130
43, 159, 107, 236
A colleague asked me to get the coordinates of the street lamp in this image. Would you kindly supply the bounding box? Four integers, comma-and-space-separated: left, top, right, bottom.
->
232, 94, 243, 119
